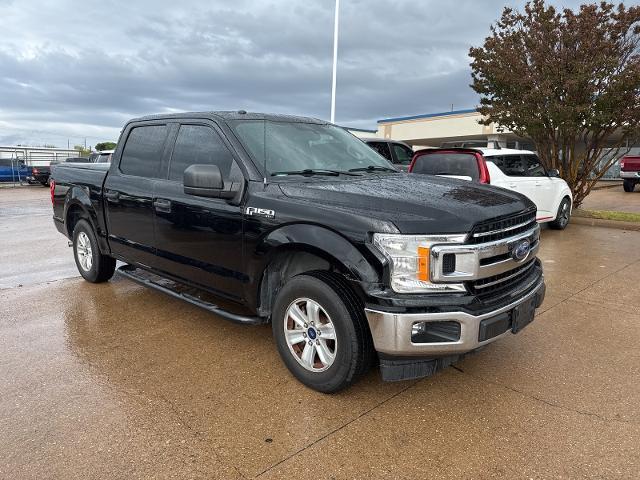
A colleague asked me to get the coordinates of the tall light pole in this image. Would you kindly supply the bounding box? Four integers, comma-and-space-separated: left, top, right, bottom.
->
330, 0, 340, 124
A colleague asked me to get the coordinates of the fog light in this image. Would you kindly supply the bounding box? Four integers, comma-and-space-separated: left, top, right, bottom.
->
411, 321, 461, 343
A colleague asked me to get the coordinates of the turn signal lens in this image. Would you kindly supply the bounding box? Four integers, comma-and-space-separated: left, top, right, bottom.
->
417, 247, 430, 281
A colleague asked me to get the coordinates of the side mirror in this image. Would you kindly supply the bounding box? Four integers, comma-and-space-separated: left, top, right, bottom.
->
183, 164, 238, 199
548, 168, 560, 178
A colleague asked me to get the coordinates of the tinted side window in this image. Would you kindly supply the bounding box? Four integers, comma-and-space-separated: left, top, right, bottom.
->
367, 141, 392, 161
412, 152, 480, 181
0, 159, 11, 166
392, 143, 414, 165
488, 155, 522, 176
522, 155, 546, 176
168, 125, 236, 182
119, 125, 167, 177
487, 154, 546, 177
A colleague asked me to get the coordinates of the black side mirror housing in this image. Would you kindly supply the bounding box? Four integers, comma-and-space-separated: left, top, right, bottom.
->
548, 168, 560, 178
183, 164, 238, 199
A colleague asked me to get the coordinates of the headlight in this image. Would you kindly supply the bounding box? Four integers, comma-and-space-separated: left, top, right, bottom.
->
372, 233, 467, 293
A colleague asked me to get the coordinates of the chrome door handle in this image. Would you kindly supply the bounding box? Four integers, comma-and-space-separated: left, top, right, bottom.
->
105, 191, 120, 202
153, 198, 172, 213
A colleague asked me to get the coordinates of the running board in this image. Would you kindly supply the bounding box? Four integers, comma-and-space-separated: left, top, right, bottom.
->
117, 265, 266, 325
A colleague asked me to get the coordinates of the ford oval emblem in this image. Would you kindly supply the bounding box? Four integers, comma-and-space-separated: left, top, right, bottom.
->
512, 239, 531, 262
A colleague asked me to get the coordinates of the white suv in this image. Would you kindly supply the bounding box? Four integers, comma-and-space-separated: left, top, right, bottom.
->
409, 147, 573, 229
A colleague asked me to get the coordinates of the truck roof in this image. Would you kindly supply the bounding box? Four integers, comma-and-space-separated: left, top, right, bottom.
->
130, 111, 326, 125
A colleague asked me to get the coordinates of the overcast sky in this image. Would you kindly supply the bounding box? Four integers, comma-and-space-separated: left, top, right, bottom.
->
1, 0, 584, 147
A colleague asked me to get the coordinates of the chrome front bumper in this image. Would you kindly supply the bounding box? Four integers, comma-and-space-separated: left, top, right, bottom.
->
364, 279, 545, 356
620, 171, 640, 179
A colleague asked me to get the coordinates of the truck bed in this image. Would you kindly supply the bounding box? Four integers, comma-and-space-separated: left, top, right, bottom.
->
51, 162, 110, 232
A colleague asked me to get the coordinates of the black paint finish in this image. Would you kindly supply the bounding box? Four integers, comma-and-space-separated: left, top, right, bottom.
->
52, 111, 539, 319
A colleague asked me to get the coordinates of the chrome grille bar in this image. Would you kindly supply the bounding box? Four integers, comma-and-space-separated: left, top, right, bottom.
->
472, 219, 537, 238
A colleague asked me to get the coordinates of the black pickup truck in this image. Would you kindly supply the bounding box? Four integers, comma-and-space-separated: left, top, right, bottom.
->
51, 111, 545, 392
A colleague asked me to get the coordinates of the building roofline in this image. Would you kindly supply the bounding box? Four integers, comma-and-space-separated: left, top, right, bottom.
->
377, 108, 478, 124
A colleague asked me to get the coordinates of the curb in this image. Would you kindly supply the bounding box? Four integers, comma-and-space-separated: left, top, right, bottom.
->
592, 182, 622, 191
571, 215, 640, 231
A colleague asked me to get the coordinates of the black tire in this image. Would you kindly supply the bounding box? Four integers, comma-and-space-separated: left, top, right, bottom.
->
623, 179, 636, 192
549, 197, 571, 230
72, 219, 116, 283
272, 271, 374, 393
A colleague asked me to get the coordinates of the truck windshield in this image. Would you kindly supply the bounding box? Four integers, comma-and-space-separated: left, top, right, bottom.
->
230, 120, 395, 176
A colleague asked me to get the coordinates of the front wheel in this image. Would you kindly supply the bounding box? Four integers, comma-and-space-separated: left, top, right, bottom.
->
73, 219, 116, 283
623, 179, 636, 192
549, 197, 571, 230
272, 272, 374, 393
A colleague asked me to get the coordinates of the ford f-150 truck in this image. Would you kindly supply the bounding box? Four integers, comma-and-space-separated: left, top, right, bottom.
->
51, 111, 546, 393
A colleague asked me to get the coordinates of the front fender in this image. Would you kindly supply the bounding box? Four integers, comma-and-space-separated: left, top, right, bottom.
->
259, 224, 379, 281
244, 223, 383, 311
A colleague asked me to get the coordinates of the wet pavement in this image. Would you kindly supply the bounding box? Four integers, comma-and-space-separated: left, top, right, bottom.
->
581, 185, 640, 213
1, 187, 640, 479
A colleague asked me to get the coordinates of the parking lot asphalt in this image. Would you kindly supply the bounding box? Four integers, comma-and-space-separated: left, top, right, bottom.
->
582, 184, 640, 213
2, 186, 640, 479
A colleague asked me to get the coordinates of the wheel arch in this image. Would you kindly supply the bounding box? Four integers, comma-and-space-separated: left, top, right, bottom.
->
63, 187, 109, 253
250, 224, 381, 319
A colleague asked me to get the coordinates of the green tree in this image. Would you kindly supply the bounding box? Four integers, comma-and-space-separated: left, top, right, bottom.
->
74, 145, 91, 157
469, 1, 640, 207
95, 141, 116, 151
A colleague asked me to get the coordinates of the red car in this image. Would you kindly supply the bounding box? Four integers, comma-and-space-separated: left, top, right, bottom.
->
620, 155, 640, 192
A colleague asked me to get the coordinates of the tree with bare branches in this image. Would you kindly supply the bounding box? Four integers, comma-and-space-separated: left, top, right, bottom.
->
470, 0, 640, 207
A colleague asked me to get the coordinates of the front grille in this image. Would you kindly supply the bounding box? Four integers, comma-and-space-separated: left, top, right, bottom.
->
470, 209, 537, 244
468, 259, 540, 302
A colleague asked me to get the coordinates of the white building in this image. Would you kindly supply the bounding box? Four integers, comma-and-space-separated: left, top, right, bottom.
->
348, 108, 638, 179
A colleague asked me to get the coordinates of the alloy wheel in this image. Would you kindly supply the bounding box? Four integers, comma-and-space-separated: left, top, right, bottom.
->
283, 298, 337, 372
76, 231, 93, 271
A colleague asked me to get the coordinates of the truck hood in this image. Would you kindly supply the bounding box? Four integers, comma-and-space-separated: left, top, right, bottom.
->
278, 174, 534, 234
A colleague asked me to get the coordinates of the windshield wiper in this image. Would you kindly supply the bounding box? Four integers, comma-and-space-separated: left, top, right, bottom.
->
348, 165, 398, 173
271, 169, 359, 177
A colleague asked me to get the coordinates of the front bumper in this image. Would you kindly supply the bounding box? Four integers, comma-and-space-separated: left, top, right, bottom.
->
620, 171, 640, 179
365, 277, 545, 356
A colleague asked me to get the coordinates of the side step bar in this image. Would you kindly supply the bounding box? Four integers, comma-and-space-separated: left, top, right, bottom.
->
117, 265, 267, 326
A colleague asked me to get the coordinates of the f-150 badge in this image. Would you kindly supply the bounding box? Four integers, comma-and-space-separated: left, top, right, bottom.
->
245, 207, 275, 218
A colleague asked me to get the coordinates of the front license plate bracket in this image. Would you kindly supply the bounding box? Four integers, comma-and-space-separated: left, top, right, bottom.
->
511, 299, 535, 333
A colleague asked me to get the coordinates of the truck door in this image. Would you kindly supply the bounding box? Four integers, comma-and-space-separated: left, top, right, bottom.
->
103, 123, 170, 267
152, 122, 246, 302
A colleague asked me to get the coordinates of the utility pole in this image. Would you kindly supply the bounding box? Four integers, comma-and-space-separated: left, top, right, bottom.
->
330, 0, 340, 124
84, 137, 87, 151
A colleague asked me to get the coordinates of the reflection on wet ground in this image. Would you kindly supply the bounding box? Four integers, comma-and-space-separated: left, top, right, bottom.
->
2, 187, 640, 478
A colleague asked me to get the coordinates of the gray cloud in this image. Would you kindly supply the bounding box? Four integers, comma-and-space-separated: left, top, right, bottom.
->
0, 0, 584, 146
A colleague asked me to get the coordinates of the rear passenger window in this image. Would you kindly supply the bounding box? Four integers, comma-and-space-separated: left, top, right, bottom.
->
488, 155, 546, 177
119, 125, 167, 177
412, 153, 480, 181
367, 142, 392, 161
168, 125, 236, 182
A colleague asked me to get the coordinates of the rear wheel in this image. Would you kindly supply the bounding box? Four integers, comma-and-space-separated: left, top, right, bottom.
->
623, 179, 636, 192
73, 219, 116, 283
549, 197, 571, 230
272, 271, 374, 393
